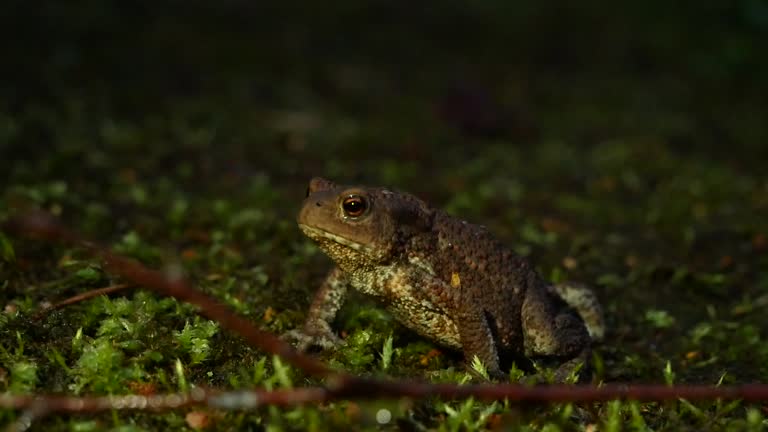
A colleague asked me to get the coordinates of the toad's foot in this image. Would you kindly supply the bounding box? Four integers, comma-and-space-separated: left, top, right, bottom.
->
283, 322, 345, 351
551, 354, 590, 383
522, 350, 592, 384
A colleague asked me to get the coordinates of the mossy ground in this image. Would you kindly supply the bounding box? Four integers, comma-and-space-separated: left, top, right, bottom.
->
2, 2, 768, 431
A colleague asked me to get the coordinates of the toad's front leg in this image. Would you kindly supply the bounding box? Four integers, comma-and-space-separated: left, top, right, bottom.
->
286, 266, 349, 350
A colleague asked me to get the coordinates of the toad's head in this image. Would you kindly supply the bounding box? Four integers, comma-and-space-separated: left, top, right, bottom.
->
297, 177, 433, 269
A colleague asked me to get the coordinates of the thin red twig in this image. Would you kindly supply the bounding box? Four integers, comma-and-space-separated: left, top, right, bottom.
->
1, 381, 768, 415
32, 283, 134, 320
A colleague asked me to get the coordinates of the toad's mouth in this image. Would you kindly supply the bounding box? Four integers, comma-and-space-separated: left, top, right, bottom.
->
298, 224, 370, 252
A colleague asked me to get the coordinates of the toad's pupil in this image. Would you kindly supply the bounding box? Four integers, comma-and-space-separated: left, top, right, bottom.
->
343, 197, 366, 216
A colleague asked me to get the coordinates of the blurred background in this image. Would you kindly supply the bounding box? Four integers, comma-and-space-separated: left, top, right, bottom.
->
3, 1, 767, 171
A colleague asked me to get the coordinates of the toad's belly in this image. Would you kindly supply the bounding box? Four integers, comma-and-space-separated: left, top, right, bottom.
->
386, 301, 462, 349
351, 264, 462, 349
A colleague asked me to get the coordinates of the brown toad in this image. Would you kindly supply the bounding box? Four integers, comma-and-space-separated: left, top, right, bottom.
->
291, 177, 604, 380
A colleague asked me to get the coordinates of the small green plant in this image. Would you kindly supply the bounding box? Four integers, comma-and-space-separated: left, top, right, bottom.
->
0, 232, 15, 262
469, 355, 490, 381
174, 358, 188, 392
603, 400, 623, 432
440, 398, 498, 432
174, 318, 219, 365
507, 362, 526, 382
70, 337, 140, 394
645, 309, 676, 329
8, 361, 38, 394
379, 333, 394, 371
664, 361, 676, 386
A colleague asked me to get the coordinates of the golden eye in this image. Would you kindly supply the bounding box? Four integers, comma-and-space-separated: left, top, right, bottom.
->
342, 194, 368, 218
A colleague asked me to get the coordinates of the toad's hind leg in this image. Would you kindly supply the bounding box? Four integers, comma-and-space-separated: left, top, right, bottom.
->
550, 282, 605, 342
521, 287, 592, 381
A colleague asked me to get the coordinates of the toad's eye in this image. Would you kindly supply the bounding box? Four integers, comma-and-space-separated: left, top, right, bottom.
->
341, 194, 368, 218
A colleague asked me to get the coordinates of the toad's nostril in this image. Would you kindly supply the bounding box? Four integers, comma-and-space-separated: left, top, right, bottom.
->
315, 202, 322, 207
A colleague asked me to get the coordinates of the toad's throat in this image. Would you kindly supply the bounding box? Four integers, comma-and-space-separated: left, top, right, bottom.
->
298, 224, 370, 252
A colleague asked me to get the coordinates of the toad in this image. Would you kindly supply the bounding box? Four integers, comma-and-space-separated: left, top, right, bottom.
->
290, 177, 604, 380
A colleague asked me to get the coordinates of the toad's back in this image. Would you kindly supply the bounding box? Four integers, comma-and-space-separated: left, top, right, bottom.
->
405, 210, 540, 351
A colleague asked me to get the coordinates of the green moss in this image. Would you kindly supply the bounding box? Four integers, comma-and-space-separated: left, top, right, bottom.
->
8, 361, 38, 394
70, 337, 136, 394
174, 318, 219, 366
0, 233, 15, 263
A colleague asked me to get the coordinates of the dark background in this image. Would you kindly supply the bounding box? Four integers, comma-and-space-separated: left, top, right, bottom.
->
3, 1, 767, 167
